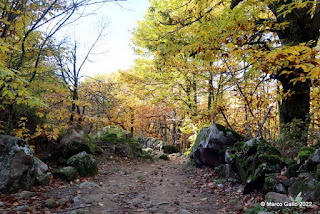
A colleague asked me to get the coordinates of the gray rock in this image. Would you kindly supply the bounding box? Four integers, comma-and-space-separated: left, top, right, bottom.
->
68, 210, 89, 214
129, 198, 143, 206
281, 178, 295, 187
0, 201, 4, 206
67, 152, 98, 177
34, 157, 48, 174
177, 209, 192, 214
81, 197, 96, 204
298, 172, 313, 179
275, 183, 287, 194
243, 138, 259, 155
79, 182, 100, 189
73, 194, 82, 203
60, 126, 93, 158
44, 198, 56, 208
36, 173, 50, 186
20, 191, 36, 199
58, 198, 69, 206
265, 192, 290, 210
225, 149, 233, 164
15, 205, 32, 211
191, 124, 243, 168
217, 184, 224, 188
146, 203, 153, 208
288, 176, 320, 202
53, 166, 77, 181
136, 136, 164, 151
309, 149, 320, 163
0, 135, 36, 194
214, 164, 235, 179
73, 194, 96, 204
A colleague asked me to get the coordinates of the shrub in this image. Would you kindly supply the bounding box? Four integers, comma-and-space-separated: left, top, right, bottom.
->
163, 145, 179, 154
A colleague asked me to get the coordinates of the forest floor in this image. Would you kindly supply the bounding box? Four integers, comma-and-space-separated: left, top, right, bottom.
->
0, 154, 264, 214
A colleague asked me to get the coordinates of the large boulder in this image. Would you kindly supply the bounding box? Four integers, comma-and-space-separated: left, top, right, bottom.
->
67, 152, 98, 177
114, 141, 141, 158
0, 135, 36, 193
99, 126, 133, 143
60, 125, 94, 158
97, 126, 142, 158
136, 136, 164, 151
191, 124, 243, 168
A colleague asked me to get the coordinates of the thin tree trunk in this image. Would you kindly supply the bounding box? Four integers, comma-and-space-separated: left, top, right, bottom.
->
208, 71, 214, 110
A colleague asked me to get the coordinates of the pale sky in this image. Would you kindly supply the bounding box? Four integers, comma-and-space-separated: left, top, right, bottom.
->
60, 0, 150, 77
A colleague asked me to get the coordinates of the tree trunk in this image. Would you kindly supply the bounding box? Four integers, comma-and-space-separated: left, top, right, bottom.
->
208, 71, 214, 110
5, 105, 13, 135
277, 74, 311, 143
192, 77, 197, 116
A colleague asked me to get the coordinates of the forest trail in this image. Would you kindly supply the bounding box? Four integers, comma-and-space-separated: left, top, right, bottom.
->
1, 154, 248, 213
85, 155, 224, 214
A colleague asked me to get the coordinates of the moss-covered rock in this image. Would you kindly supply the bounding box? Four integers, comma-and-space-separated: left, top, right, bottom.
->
100, 133, 118, 144
99, 126, 132, 142
288, 176, 320, 202
256, 139, 281, 157
258, 154, 280, 165
283, 157, 295, 166
297, 146, 316, 162
215, 124, 243, 139
262, 174, 278, 193
242, 139, 258, 156
234, 155, 252, 183
243, 174, 265, 194
114, 138, 142, 158
285, 164, 300, 178
233, 141, 245, 151
231, 138, 283, 194
67, 152, 98, 177
83, 133, 95, 154
52, 166, 77, 181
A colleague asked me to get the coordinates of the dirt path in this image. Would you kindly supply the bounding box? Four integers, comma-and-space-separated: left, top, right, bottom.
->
84, 155, 223, 214
1, 154, 249, 213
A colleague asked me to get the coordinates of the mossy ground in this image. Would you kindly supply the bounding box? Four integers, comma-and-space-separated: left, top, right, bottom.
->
297, 146, 316, 162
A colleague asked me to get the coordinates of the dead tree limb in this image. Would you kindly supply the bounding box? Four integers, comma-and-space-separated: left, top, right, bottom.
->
254, 105, 273, 138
